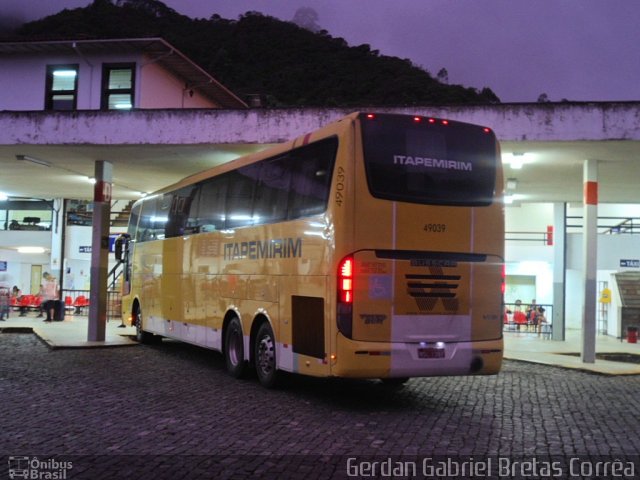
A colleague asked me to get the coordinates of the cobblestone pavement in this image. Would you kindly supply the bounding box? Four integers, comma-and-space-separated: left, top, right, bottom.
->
1, 333, 639, 479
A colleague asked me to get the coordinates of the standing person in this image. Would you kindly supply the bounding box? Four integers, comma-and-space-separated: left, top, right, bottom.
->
36, 284, 45, 317
0, 284, 9, 320
41, 273, 59, 323
536, 307, 548, 336
14, 286, 28, 317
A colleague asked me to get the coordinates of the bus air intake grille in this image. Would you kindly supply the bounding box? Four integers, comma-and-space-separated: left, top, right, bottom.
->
405, 270, 461, 312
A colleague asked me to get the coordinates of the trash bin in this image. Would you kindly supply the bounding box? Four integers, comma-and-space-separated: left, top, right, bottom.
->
627, 326, 638, 344
53, 300, 65, 321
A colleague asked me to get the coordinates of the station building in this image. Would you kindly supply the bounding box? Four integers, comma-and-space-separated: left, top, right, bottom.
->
2, 38, 640, 349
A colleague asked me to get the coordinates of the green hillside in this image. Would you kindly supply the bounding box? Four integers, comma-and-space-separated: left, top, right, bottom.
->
8, 0, 500, 106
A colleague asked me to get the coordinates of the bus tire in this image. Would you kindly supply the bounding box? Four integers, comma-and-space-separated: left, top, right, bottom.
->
134, 306, 154, 344
255, 321, 278, 388
224, 317, 246, 378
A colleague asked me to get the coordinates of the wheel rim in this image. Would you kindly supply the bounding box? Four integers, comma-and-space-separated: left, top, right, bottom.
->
256, 332, 275, 376
135, 309, 143, 338
228, 327, 242, 366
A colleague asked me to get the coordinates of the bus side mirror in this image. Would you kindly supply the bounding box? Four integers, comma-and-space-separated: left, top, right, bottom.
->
114, 234, 129, 261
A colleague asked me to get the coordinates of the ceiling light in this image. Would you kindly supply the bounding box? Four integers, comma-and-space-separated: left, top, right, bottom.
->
506, 178, 518, 190
0, 192, 8, 201
502, 152, 532, 170
17, 246, 46, 254
16, 154, 51, 167
88, 177, 97, 184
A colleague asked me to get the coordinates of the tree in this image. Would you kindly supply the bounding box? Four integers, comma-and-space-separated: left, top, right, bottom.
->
437, 68, 449, 84
537, 93, 550, 103
292, 7, 321, 32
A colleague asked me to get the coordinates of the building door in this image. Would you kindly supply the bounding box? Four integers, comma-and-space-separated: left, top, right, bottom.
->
30, 265, 42, 295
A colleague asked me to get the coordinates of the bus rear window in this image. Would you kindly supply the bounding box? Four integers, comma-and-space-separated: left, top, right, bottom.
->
361, 114, 498, 206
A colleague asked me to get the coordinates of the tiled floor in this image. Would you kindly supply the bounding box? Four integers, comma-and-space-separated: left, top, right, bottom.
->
0, 312, 136, 348
504, 328, 640, 375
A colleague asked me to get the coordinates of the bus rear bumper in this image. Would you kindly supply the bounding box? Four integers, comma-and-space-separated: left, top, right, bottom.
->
333, 334, 503, 378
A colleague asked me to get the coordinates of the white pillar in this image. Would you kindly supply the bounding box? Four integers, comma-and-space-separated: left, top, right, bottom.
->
552, 202, 566, 341
582, 160, 598, 363
87, 161, 112, 342
49, 198, 64, 280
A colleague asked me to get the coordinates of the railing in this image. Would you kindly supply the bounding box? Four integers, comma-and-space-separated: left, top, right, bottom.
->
503, 302, 553, 338
566, 216, 640, 234
505, 231, 552, 245
108, 261, 123, 291
61, 289, 122, 321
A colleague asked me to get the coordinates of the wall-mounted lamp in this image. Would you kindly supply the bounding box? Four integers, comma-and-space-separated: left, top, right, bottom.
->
16, 154, 51, 167
510, 154, 524, 169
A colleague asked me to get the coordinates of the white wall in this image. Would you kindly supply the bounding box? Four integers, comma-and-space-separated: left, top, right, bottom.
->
140, 60, 214, 109
566, 233, 640, 270
507, 203, 640, 331
0, 52, 216, 111
0, 252, 49, 294
63, 225, 125, 290
0, 58, 47, 110
505, 202, 554, 232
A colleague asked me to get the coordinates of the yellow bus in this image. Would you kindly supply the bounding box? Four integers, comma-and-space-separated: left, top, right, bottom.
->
116, 112, 504, 388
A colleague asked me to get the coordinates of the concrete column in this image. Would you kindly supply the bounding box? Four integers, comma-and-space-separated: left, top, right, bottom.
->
552, 202, 566, 341
48, 198, 64, 288
87, 161, 112, 342
582, 160, 598, 363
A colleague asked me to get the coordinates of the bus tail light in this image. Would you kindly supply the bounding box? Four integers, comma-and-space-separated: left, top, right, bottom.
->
337, 256, 354, 339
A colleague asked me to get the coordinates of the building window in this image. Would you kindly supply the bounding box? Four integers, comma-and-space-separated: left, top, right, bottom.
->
45, 65, 78, 111
102, 64, 135, 110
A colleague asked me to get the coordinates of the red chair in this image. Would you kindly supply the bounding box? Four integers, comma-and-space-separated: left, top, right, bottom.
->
73, 295, 90, 314
19, 295, 33, 316
32, 296, 42, 309
65, 296, 74, 313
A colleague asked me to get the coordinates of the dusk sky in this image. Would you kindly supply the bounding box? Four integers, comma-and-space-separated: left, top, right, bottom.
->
3, 0, 639, 103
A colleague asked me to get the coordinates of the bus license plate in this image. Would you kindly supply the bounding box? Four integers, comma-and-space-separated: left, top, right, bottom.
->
418, 347, 445, 359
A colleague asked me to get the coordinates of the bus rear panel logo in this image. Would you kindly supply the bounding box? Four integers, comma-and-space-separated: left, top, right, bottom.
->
406, 266, 461, 312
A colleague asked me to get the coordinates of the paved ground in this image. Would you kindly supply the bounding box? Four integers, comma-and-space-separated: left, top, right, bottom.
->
1, 333, 639, 479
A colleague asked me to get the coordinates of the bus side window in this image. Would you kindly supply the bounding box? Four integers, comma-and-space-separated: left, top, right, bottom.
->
127, 200, 142, 242
166, 186, 195, 237
192, 176, 226, 232
136, 195, 165, 242
226, 167, 258, 229
253, 155, 291, 224
289, 138, 337, 219
136, 197, 152, 243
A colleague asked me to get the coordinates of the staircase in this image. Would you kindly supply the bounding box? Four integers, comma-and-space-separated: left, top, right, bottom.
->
111, 200, 135, 227
613, 272, 640, 338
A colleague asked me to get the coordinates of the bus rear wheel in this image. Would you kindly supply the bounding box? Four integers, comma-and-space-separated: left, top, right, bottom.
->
255, 322, 278, 388
224, 318, 246, 378
134, 306, 154, 344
